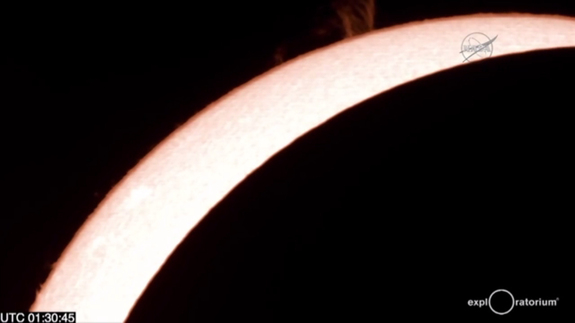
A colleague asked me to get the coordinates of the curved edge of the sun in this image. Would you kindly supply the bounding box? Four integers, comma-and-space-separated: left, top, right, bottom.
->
30, 13, 575, 323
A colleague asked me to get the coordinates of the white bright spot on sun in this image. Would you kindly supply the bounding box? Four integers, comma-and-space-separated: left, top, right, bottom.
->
124, 186, 154, 209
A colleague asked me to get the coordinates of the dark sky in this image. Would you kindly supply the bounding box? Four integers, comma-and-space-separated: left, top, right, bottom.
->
1, 0, 574, 320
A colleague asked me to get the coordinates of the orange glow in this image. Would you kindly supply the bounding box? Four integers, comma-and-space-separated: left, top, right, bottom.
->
30, 14, 575, 322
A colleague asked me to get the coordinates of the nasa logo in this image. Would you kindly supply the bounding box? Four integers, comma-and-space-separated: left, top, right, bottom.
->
460, 32, 497, 62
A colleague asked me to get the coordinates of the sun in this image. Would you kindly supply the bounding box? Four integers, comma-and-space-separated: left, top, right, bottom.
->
30, 13, 575, 322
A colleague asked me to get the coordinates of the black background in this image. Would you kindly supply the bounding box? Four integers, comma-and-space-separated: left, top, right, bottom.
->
1, 0, 573, 320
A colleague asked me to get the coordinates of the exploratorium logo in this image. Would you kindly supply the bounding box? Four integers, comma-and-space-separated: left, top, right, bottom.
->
468, 289, 559, 315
